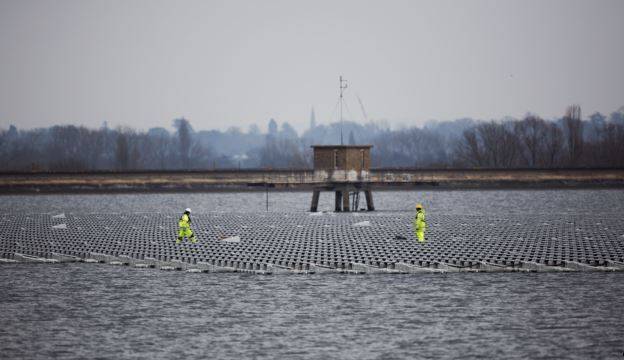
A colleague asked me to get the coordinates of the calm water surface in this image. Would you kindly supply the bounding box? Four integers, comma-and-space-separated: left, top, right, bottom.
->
1, 189, 624, 359
4, 188, 624, 215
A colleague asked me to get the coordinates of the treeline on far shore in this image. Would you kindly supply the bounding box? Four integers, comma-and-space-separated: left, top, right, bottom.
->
1, 105, 623, 172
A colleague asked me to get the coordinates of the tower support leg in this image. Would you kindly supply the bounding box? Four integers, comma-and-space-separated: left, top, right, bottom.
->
335, 190, 343, 212
342, 189, 350, 212
310, 189, 320, 212
365, 190, 375, 211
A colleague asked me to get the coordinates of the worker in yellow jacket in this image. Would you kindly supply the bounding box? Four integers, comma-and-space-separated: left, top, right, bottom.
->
177, 208, 197, 244
413, 203, 426, 242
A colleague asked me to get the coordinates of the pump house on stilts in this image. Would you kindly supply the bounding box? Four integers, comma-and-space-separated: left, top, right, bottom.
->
310, 145, 374, 212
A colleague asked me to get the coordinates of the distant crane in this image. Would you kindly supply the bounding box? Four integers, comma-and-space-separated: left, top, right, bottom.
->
356, 94, 369, 123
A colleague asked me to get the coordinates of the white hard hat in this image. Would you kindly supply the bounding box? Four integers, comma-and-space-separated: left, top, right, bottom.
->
185, 208, 192, 213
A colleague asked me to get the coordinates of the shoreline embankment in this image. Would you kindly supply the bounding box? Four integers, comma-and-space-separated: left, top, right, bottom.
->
1, 168, 623, 194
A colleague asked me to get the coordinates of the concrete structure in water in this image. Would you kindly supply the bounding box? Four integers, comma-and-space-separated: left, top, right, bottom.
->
310, 145, 375, 212
2, 169, 624, 194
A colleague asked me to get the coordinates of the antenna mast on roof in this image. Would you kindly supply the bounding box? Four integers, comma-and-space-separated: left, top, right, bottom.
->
339, 75, 348, 145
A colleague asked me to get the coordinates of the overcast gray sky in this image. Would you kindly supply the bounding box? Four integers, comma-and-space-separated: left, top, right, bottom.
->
0, 0, 622, 132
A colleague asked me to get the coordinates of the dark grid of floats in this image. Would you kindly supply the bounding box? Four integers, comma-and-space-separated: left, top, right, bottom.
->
1, 212, 623, 273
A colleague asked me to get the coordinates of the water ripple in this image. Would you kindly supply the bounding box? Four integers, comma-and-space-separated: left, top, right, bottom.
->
1, 264, 623, 359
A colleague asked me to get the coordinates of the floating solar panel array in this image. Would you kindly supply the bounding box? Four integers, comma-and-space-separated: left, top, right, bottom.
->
1, 212, 623, 274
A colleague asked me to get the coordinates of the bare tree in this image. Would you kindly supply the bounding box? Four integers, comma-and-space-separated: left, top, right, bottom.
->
454, 128, 483, 167
476, 122, 520, 168
562, 104, 583, 166
173, 118, 193, 169
259, 136, 308, 168
514, 115, 548, 167
543, 122, 564, 167
602, 122, 624, 167
47, 126, 89, 171
373, 128, 448, 167
115, 129, 130, 170
1, 107, 622, 171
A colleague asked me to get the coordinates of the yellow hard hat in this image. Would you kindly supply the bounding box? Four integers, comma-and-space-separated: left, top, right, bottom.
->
415, 203, 423, 209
